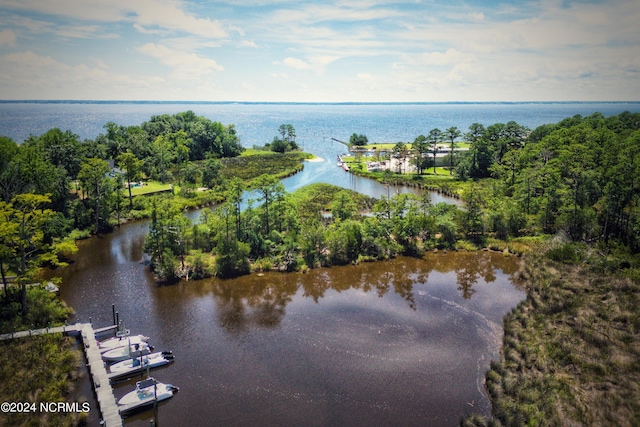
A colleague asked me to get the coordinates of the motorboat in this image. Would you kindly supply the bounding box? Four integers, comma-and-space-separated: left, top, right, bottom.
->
44, 282, 60, 295
102, 342, 152, 363
99, 333, 149, 353
118, 377, 179, 414
108, 351, 174, 380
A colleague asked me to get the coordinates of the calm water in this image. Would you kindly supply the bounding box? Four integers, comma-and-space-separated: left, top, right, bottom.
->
50, 217, 525, 426
1, 102, 638, 145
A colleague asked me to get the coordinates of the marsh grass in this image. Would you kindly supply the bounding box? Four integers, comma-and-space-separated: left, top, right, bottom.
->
464, 252, 640, 426
221, 152, 312, 182
0, 334, 87, 427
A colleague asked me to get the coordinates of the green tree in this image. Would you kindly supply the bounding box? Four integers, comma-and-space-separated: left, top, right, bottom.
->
0, 137, 20, 203
299, 218, 326, 267
6, 194, 74, 316
143, 198, 187, 282
77, 158, 110, 234
116, 151, 143, 209
254, 174, 284, 236
103, 121, 127, 159
412, 135, 430, 175
202, 157, 223, 188
331, 191, 358, 221
461, 186, 485, 241
169, 130, 191, 185
326, 220, 363, 265
445, 126, 461, 170
0, 201, 17, 292
215, 237, 251, 278
226, 177, 245, 240
349, 133, 369, 147
151, 135, 175, 184
427, 128, 442, 174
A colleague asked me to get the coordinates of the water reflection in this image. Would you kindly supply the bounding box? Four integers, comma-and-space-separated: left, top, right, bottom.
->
200, 251, 522, 332
53, 220, 525, 427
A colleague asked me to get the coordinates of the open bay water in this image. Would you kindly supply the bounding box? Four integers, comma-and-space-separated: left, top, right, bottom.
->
1, 101, 638, 146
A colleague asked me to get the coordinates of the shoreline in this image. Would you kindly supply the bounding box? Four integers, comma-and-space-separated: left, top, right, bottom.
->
465, 251, 640, 426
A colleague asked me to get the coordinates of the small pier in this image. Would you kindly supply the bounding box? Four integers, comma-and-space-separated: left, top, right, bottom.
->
80, 323, 122, 427
0, 323, 123, 427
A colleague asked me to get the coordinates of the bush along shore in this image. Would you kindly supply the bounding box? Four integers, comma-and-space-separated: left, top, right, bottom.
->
462, 243, 640, 427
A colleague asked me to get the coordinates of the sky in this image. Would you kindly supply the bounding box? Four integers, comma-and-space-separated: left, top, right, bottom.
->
0, 0, 638, 102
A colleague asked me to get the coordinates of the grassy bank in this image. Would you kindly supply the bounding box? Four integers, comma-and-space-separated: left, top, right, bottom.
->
347, 165, 467, 199
0, 334, 87, 427
221, 151, 313, 183
122, 151, 314, 221
464, 247, 640, 426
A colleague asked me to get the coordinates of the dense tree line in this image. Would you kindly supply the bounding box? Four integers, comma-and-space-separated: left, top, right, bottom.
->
144, 180, 470, 281
145, 111, 640, 282
0, 111, 243, 318
454, 112, 640, 249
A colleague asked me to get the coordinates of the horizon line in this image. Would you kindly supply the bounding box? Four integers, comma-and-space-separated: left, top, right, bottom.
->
1, 100, 639, 105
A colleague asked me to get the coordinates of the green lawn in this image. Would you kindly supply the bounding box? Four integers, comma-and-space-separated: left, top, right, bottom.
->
423, 167, 453, 176
129, 181, 173, 196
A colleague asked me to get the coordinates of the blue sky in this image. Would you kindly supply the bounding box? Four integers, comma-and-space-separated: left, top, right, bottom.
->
0, 0, 638, 102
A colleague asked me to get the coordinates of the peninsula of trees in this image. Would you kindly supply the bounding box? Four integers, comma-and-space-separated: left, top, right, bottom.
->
1, 110, 639, 313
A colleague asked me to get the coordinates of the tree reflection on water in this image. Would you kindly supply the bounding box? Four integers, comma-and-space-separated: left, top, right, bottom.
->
206, 251, 522, 331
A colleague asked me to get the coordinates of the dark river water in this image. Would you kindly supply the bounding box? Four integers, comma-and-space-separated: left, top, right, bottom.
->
54, 217, 525, 426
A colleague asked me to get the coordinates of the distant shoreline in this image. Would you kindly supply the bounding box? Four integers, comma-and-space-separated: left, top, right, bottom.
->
1, 100, 639, 106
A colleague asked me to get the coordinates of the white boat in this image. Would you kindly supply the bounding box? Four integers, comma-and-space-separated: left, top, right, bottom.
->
99, 334, 149, 353
102, 342, 152, 362
108, 351, 174, 380
118, 378, 179, 414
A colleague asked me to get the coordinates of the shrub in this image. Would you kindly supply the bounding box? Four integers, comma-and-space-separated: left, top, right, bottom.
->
546, 243, 585, 264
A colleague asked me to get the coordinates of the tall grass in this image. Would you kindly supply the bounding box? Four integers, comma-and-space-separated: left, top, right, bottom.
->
0, 334, 87, 426
463, 252, 640, 426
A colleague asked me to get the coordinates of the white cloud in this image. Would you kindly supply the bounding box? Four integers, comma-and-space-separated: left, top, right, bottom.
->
357, 73, 375, 81
282, 57, 313, 70
137, 43, 224, 80
240, 40, 258, 48
269, 3, 403, 25
414, 48, 464, 66
1, 0, 639, 101
0, 50, 166, 99
1, 0, 228, 39
133, 0, 227, 38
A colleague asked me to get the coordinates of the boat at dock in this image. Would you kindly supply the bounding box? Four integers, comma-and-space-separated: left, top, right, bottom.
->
99, 333, 149, 353
102, 342, 152, 362
118, 377, 179, 414
108, 351, 174, 380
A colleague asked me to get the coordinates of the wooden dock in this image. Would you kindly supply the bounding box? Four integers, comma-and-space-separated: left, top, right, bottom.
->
0, 323, 123, 427
80, 323, 123, 427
